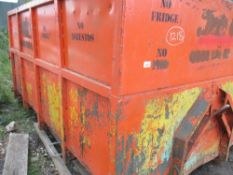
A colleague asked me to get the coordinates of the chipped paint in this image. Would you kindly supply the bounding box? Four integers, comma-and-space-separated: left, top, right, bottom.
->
80, 135, 91, 156
69, 87, 79, 125
67, 86, 91, 156
9, 0, 233, 174
47, 82, 61, 136
117, 88, 202, 174
222, 81, 233, 98
64, 82, 113, 174
136, 88, 202, 174
41, 74, 61, 137
68, 86, 91, 156
184, 140, 219, 171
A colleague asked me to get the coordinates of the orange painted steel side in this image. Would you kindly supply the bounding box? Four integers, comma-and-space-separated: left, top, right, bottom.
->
13, 54, 22, 94
35, 3, 60, 65
119, 0, 233, 95
23, 60, 35, 107
7, 0, 233, 175
63, 0, 114, 85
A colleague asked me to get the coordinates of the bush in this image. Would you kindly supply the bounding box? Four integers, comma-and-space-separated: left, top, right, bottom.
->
0, 29, 15, 104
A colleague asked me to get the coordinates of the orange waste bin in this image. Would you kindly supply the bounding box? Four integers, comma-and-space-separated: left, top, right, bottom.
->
8, 0, 233, 174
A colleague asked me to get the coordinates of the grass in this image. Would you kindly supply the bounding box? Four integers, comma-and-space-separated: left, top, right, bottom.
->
0, 29, 15, 105
0, 29, 29, 138
0, 28, 37, 136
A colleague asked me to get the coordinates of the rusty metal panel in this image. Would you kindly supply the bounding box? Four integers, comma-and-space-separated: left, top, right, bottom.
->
116, 87, 203, 174
64, 81, 113, 174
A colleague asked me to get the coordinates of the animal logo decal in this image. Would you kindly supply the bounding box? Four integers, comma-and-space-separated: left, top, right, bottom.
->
197, 9, 228, 36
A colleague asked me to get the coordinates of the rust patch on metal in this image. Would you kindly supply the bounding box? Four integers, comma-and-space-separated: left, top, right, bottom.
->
116, 88, 202, 175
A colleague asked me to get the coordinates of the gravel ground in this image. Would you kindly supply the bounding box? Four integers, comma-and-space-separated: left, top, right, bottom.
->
0, 130, 59, 175
0, 122, 233, 175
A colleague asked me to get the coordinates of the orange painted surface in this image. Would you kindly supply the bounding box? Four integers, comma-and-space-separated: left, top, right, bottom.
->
64, 81, 112, 174
13, 54, 22, 94
35, 3, 60, 65
63, 0, 114, 84
9, 15, 19, 49
23, 60, 35, 107
119, 0, 233, 95
19, 10, 33, 56
7, 0, 233, 175
40, 68, 62, 139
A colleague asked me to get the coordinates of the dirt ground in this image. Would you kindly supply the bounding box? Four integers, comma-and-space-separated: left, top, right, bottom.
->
0, 104, 59, 175
0, 129, 59, 175
0, 102, 232, 175
1, 123, 233, 175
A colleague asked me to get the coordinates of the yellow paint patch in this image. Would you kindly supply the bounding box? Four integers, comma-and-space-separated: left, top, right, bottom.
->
68, 86, 91, 150
47, 83, 61, 134
42, 74, 61, 137
81, 135, 91, 148
222, 81, 233, 99
135, 88, 202, 174
26, 83, 32, 101
69, 88, 79, 125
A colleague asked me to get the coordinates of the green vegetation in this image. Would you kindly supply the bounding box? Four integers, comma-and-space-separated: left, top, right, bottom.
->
0, 29, 32, 137
0, 29, 49, 175
0, 28, 36, 136
0, 29, 14, 104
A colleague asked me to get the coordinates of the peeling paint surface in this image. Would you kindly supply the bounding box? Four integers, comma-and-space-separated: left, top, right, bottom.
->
40, 71, 62, 139
8, 0, 233, 174
116, 88, 202, 174
64, 81, 112, 175
184, 117, 221, 173
222, 81, 233, 98
184, 141, 219, 172
139, 88, 201, 168
47, 82, 61, 136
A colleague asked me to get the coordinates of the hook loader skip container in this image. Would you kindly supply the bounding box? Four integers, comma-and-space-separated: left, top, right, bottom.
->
7, 0, 233, 174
